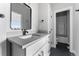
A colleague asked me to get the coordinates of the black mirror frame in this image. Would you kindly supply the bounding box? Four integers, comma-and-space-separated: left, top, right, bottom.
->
10, 3, 32, 30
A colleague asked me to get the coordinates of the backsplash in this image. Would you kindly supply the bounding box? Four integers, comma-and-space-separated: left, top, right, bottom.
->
6, 31, 22, 37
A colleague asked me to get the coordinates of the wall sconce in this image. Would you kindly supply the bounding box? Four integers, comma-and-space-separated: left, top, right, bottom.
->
75, 9, 79, 12
41, 20, 44, 23
0, 14, 5, 18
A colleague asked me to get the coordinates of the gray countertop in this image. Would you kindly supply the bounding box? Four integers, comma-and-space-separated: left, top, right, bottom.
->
7, 33, 49, 49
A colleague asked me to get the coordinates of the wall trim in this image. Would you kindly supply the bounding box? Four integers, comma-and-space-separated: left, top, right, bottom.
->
51, 44, 56, 48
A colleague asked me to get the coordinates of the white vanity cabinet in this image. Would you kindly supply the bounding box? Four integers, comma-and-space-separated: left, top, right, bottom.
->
26, 35, 50, 56
8, 34, 50, 56
34, 42, 50, 56
42, 41, 50, 56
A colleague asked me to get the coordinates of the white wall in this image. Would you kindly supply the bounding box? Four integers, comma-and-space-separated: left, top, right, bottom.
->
73, 4, 79, 55
38, 3, 48, 32
38, 3, 52, 33
27, 3, 39, 34
0, 3, 10, 56
50, 3, 79, 56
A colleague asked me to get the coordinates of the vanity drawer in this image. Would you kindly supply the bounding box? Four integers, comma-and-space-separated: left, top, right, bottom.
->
34, 41, 50, 56
26, 36, 48, 56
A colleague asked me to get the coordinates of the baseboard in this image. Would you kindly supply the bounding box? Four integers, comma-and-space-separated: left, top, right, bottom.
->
70, 49, 77, 56
51, 45, 56, 48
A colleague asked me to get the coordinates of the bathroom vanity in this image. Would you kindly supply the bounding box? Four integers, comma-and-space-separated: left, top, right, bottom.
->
7, 3, 50, 56
7, 33, 50, 56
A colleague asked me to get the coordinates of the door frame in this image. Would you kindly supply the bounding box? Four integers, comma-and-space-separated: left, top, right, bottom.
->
53, 7, 73, 52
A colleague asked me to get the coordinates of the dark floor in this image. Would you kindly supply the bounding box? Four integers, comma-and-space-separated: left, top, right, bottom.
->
50, 42, 75, 56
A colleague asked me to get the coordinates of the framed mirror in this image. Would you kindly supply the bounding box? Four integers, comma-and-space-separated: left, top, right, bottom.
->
10, 3, 32, 30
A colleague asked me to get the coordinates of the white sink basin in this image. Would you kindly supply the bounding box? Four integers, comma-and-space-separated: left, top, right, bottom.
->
19, 35, 32, 39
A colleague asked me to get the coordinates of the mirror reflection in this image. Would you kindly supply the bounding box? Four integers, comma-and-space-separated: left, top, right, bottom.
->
10, 3, 31, 30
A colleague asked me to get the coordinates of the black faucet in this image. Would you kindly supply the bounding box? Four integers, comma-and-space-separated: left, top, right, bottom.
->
22, 29, 28, 35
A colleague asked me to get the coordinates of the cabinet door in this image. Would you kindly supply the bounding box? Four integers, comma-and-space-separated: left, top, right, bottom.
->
26, 35, 49, 56
34, 50, 43, 56
26, 37, 46, 56
42, 42, 50, 56
12, 43, 26, 56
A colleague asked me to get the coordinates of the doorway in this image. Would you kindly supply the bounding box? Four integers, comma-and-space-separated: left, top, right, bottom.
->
54, 7, 73, 52
56, 10, 70, 45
